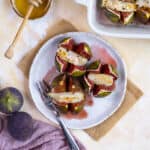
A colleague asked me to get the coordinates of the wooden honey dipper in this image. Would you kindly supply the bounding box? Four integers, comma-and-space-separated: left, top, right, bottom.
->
5, 0, 44, 59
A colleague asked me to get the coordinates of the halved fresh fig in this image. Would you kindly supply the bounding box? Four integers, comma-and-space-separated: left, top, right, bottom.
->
75, 43, 92, 60
53, 101, 69, 113
59, 37, 74, 50
87, 60, 101, 73
121, 12, 134, 25
56, 47, 88, 66
70, 101, 84, 114
101, 64, 118, 80
136, 8, 150, 23
93, 85, 112, 97
50, 74, 67, 93
68, 64, 86, 77
83, 75, 94, 92
88, 73, 114, 87
105, 8, 121, 23
55, 55, 68, 73
68, 77, 83, 92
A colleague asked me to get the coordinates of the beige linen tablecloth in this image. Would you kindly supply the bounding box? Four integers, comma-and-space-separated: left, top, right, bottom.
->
0, 0, 150, 149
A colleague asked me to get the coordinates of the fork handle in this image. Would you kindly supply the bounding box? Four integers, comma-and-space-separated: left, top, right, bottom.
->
56, 117, 80, 150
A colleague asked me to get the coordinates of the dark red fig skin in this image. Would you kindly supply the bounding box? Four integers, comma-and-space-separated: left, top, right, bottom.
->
75, 43, 92, 60
69, 101, 85, 114
93, 82, 116, 97
55, 55, 68, 73
83, 75, 94, 92
86, 60, 101, 73
101, 64, 118, 80
59, 37, 75, 50
68, 76, 83, 92
53, 101, 69, 114
67, 64, 86, 76
50, 74, 67, 93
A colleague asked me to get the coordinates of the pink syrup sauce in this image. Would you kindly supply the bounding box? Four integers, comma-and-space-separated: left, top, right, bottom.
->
91, 45, 117, 67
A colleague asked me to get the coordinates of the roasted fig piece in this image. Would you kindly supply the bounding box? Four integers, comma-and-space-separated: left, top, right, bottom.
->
55, 55, 68, 73
68, 76, 83, 92
70, 101, 84, 114
93, 85, 112, 97
105, 8, 121, 23
49, 92, 84, 114
49, 74, 85, 114
50, 74, 67, 93
75, 43, 92, 60
136, 8, 150, 23
59, 37, 74, 50
0, 87, 23, 114
54, 101, 69, 113
121, 12, 134, 25
101, 64, 118, 80
68, 77, 85, 113
56, 47, 88, 66
87, 60, 101, 73
68, 64, 86, 77
87, 73, 115, 97
83, 75, 94, 92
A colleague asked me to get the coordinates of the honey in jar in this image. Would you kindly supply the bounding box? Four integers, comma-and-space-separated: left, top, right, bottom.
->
11, 0, 51, 19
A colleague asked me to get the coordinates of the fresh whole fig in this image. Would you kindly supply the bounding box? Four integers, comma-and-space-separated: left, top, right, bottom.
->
7, 112, 33, 141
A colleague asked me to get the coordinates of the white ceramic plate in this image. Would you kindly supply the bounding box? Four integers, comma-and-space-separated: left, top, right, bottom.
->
29, 32, 127, 129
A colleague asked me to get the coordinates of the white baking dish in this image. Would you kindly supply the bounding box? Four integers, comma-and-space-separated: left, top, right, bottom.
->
75, 0, 150, 39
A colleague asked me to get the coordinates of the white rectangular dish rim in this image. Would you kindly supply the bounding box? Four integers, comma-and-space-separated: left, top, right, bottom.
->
75, 0, 150, 39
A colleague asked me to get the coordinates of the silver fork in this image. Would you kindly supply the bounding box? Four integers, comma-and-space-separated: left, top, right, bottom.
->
36, 82, 80, 150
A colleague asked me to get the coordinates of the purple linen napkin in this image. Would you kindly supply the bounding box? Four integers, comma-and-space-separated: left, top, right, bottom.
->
0, 117, 86, 150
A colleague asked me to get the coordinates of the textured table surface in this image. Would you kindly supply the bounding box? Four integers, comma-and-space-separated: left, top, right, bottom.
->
0, 0, 150, 149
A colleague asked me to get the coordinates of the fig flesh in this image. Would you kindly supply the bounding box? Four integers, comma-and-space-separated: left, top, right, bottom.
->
48, 92, 84, 104
83, 75, 94, 92
59, 37, 74, 50
88, 73, 114, 87
136, 8, 150, 23
55, 55, 68, 73
68, 76, 83, 92
93, 85, 112, 97
70, 101, 84, 114
121, 12, 134, 24
87, 73, 115, 97
0, 87, 23, 114
56, 47, 88, 66
105, 8, 121, 23
68, 64, 86, 77
53, 101, 69, 113
75, 43, 92, 60
101, 64, 118, 80
50, 74, 67, 93
87, 60, 101, 73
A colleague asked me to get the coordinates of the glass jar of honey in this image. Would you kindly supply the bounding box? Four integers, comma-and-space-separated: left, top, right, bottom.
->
10, 0, 51, 19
